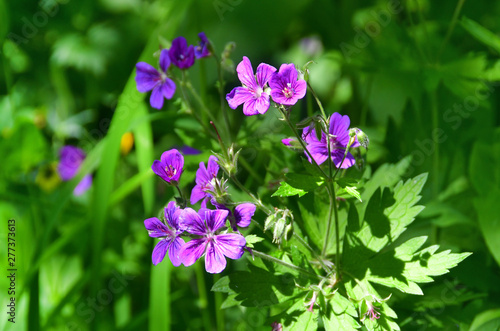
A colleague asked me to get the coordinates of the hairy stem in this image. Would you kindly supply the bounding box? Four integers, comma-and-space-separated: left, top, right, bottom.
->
252, 249, 325, 280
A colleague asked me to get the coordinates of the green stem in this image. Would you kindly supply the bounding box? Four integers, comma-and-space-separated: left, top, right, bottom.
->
306, 82, 327, 120
293, 233, 333, 274
174, 184, 186, 208
213, 274, 224, 331
230, 174, 272, 215
279, 107, 328, 179
213, 53, 232, 142
194, 262, 212, 331
437, 0, 467, 61
252, 250, 325, 280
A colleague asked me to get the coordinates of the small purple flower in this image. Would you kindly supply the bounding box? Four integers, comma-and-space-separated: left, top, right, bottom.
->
190, 156, 219, 207
269, 63, 307, 106
152, 149, 184, 185
144, 201, 185, 266
169, 36, 195, 69
303, 113, 359, 168
282, 138, 293, 146
179, 145, 201, 155
178, 208, 246, 273
226, 56, 276, 116
135, 49, 176, 109
194, 32, 211, 59
232, 203, 256, 229
57, 146, 92, 196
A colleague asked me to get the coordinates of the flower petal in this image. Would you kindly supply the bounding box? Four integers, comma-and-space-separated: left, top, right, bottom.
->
190, 184, 207, 205
256, 63, 277, 87
160, 149, 184, 182
205, 240, 227, 273
135, 62, 161, 93
144, 217, 170, 237
331, 149, 356, 169
234, 203, 256, 228
150, 84, 165, 109
226, 87, 253, 110
306, 141, 329, 165
202, 209, 229, 233
329, 113, 350, 143
167, 236, 185, 267
165, 201, 183, 231
214, 233, 246, 260
58, 146, 85, 180
206, 155, 219, 179
159, 49, 171, 73
292, 79, 307, 100
151, 160, 169, 182
179, 238, 207, 267
242, 98, 259, 116
254, 95, 271, 115
152, 239, 169, 265
73, 174, 92, 196
236, 56, 257, 89
180, 208, 206, 235
161, 78, 176, 100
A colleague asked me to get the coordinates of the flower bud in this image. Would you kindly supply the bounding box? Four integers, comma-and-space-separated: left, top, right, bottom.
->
349, 127, 369, 149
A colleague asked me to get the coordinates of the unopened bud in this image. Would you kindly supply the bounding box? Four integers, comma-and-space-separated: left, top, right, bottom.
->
349, 127, 369, 149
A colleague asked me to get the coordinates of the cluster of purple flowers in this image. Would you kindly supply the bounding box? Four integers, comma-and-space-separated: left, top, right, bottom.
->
226, 57, 307, 115
145, 149, 255, 273
135, 33, 210, 109
302, 112, 360, 168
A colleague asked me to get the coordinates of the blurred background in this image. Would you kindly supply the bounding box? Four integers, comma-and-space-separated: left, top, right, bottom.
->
1, 0, 500, 330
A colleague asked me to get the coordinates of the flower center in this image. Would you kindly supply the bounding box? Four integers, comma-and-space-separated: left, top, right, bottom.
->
165, 165, 177, 178
282, 83, 294, 98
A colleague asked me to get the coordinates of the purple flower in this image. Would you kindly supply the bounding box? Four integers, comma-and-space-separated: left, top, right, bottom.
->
179, 145, 201, 155
152, 149, 184, 185
282, 138, 293, 146
216, 203, 256, 231
194, 32, 211, 59
303, 113, 359, 168
226, 56, 276, 116
57, 146, 92, 196
178, 208, 246, 273
269, 63, 307, 106
135, 49, 176, 109
190, 156, 219, 207
144, 201, 185, 266
169, 36, 195, 69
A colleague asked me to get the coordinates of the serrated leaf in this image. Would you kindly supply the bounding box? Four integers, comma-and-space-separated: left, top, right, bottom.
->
361, 157, 412, 202
272, 172, 325, 197
365, 237, 471, 295
322, 294, 360, 331
338, 177, 362, 202
244, 234, 264, 248
272, 298, 318, 331
211, 264, 299, 307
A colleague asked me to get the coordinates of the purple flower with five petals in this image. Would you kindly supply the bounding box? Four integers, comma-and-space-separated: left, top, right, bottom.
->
190, 156, 219, 207
226, 56, 277, 116
152, 149, 184, 185
178, 208, 246, 273
269, 63, 307, 106
144, 201, 186, 266
135, 49, 176, 109
169, 36, 195, 69
194, 32, 211, 59
57, 146, 92, 196
303, 112, 359, 168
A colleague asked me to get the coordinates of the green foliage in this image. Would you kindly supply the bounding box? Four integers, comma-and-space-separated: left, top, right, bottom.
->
272, 173, 324, 197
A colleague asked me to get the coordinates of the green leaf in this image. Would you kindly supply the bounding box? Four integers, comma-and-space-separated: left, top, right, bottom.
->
338, 177, 363, 202
272, 181, 307, 197
322, 293, 360, 331
461, 16, 500, 54
474, 191, 500, 267
211, 264, 299, 307
469, 308, 500, 331
366, 236, 472, 295
272, 298, 318, 331
272, 173, 324, 197
361, 157, 412, 202
244, 234, 265, 248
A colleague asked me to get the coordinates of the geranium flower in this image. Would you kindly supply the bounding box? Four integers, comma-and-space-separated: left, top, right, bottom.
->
57, 145, 92, 196
169, 36, 195, 69
303, 112, 359, 168
190, 155, 219, 207
194, 32, 211, 59
151, 149, 184, 185
144, 201, 185, 266
178, 208, 246, 273
269, 63, 307, 106
226, 56, 276, 115
135, 49, 176, 109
